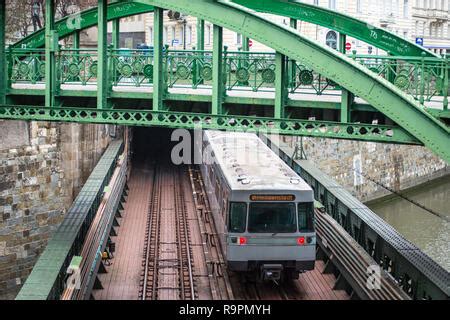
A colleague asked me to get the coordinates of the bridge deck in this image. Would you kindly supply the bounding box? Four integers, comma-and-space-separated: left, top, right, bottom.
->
10, 83, 446, 110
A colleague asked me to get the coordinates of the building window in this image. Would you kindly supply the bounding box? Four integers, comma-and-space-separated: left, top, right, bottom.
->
357, 0, 362, 13
180, 25, 185, 45
149, 27, 153, 45
328, 0, 336, 10
206, 25, 211, 45
163, 26, 168, 44
325, 31, 338, 50
171, 26, 176, 41
404, 0, 409, 17
314, 0, 319, 4
236, 33, 242, 45
187, 25, 192, 45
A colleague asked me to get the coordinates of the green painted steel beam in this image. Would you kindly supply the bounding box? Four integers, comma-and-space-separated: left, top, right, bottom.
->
339, 33, 352, 122
152, 7, 164, 111
73, 31, 80, 49
112, 0, 121, 49
0, 0, 5, 104
97, 0, 108, 109
196, 19, 205, 51
0, 104, 419, 145
212, 25, 224, 115
45, 0, 57, 107
6, 87, 380, 113
142, 0, 450, 162
231, 0, 438, 58
274, 52, 287, 119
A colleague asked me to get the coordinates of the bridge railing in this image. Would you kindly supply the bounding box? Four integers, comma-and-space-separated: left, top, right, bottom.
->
224, 50, 276, 92
352, 53, 449, 105
58, 49, 98, 86
6, 48, 449, 108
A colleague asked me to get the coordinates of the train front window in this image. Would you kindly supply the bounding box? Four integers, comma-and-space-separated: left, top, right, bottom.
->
248, 203, 296, 233
298, 202, 315, 232
229, 202, 247, 233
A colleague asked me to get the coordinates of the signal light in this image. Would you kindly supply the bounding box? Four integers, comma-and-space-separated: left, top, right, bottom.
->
297, 236, 305, 245
239, 237, 247, 245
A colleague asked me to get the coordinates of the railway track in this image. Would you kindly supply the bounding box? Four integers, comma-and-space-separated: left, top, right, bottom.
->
139, 162, 196, 300
188, 166, 234, 300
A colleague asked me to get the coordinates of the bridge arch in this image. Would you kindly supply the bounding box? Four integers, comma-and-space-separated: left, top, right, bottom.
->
12, 0, 435, 59
6, 0, 450, 162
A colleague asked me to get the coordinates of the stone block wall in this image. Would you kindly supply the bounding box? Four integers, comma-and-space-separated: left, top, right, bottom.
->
283, 136, 449, 202
0, 121, 112, 299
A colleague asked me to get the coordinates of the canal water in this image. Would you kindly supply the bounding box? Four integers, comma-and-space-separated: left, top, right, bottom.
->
368, 175, 450, 272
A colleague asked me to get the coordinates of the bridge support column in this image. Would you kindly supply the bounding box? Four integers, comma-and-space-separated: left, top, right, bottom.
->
112, 1, 121, 49
73, 31, 80, 50
97, 0, 109, 109
339, 34, 353, 122
242, 36, 249, 52
153, 7, 164, 111
288, 18, 298, 88
45, 0, 57, 107
275, 52, 287, 119
196, 19, 205, 51
195, 19, 205, 86
0, 0, 5, 104
212, 25, 224, 115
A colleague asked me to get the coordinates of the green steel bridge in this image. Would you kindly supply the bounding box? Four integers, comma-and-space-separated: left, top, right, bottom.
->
0, 0, 449, 161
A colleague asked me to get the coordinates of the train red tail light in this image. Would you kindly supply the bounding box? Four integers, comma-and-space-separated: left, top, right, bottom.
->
239, 237, 247, 245
297, 236, 305, 245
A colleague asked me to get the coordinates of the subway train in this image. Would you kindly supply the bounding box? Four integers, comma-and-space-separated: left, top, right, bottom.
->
199, 131, 316, 282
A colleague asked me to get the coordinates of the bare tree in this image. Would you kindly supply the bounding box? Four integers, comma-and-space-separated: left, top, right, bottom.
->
5, 0, 98, 43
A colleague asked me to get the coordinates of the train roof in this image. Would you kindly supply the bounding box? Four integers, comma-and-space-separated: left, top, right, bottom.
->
204, 131, 312, 192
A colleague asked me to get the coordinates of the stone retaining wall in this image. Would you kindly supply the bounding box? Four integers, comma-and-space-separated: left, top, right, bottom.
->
282, 136, 449, 203
0, 121, 112, 299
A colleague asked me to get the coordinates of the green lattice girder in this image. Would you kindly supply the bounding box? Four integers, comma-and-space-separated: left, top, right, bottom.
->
231, 0, 437, 58
0, 105, 418, 144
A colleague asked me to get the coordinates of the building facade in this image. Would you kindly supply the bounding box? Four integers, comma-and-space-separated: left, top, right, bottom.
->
143, 0, 445, 55
412, 0, 450, 54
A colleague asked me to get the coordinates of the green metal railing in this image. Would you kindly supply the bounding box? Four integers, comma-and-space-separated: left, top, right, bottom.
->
6, 48, 449, 109
352, 52, 449, 105
58, 49, 98, 86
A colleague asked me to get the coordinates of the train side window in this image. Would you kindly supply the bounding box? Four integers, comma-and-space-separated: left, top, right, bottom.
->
228, 202, 247, 233
298, 202, 315, 232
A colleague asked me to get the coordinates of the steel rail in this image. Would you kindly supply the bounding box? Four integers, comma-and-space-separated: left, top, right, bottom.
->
174, 167, 196, 299
140, 162, 161, 300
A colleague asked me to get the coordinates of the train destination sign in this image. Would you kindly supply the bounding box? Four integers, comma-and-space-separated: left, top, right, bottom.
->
250, 195, 296, 201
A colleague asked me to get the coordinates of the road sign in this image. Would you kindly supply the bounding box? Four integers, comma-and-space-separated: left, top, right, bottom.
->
345, 42, 351, 51
248, 39, 253, 48
172, 39, 180, 46
415, 37, 424, 46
